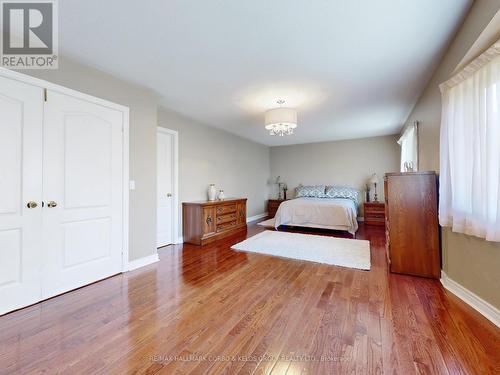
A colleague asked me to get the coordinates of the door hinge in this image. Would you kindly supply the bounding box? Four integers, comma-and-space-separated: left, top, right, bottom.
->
43, 88, 47, 102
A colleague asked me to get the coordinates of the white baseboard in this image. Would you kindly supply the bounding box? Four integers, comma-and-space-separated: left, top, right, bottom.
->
127, 253, 159, 271
247, 212, 268, 223
175, 236, 184, 244
441, 271, 500, 327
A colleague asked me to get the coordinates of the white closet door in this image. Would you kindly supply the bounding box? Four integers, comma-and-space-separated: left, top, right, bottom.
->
42, 90, 124, 299
157, 131, 174, 247
0, 76, 43, 315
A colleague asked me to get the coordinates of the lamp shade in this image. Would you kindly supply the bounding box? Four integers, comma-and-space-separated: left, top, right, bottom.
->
264, 107, 297, 130
369, 173, 379, 185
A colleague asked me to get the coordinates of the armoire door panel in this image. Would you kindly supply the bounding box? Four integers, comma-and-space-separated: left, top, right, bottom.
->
42, 90, 124, 299
0, 76, 43, 315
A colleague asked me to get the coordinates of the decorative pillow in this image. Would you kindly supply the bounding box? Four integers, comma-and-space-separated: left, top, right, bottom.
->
296, 185, 326, 198
325, 185, 359, 203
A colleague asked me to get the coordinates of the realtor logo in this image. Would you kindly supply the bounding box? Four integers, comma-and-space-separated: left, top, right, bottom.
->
1, 0, 58, 69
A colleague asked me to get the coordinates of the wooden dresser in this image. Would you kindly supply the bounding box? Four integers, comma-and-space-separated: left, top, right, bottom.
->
182, 198, 247, 245
364, 202, 385, 226
384, 172, 440, 279
267, 199, 286, 218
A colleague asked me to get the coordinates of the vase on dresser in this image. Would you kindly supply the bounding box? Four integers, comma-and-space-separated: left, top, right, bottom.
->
208, 184, 216, 201
217, 190, 225, 200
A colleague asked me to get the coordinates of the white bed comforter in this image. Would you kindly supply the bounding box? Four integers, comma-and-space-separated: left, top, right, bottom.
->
274, 197, 359, 234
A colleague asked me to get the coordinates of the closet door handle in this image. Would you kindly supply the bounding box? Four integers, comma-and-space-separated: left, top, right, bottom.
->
47, 201, 58, 208
26, 201, 38, 209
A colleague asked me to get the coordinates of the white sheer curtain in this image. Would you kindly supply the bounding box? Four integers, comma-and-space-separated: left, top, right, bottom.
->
439, 42, 500, 242
397, 122, 418, 172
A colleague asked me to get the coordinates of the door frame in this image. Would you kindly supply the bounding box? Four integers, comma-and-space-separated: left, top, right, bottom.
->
0, 67, 130, 272
157, 126, 180, 245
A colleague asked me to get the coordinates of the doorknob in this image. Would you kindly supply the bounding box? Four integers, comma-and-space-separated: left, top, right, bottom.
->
26, 201, 38, 209
47, 201, 58, 208
166, 193, 172, 197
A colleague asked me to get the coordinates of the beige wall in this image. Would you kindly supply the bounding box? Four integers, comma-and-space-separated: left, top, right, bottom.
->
269, 135, 400, 215
158, 107, 270, 238
19, 59, 272, 259
23, 57, 158, 261
404, 1, 500, 308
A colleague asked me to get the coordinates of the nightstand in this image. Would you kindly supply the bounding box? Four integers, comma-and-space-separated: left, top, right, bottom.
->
364, 202, 386, 226
267, 199, 286, 218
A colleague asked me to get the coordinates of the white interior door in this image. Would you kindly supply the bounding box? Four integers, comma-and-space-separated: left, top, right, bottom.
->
0, 76, 43, 315
41, 90, 124, 299
157, 130, 174, 247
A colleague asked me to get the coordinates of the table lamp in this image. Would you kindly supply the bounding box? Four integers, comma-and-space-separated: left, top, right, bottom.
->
369, 173, 380, 202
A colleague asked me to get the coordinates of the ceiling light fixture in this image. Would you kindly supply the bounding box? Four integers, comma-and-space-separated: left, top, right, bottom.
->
264, 100, 297, 136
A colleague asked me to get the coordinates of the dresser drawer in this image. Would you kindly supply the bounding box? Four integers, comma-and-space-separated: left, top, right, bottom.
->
217, 212, 237, 224
365, 206, 385, 213
268, 201, 281, 209
217, 220, 237, 232
216, 204, 237, 216
367, 212, 385, 219
268, 200, 286, 218
364, 202, 386, 226
366, 217, 385, 224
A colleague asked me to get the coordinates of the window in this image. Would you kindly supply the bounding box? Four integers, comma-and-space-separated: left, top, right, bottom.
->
439, 42, 500, 242
398, 122, 418, 172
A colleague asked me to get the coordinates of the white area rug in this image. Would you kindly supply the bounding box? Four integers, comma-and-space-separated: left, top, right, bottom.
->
257, 218, 275, 227
232, 230, 370, 270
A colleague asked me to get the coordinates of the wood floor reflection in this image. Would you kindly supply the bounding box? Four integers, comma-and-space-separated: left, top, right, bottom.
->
0, 222, 498, 374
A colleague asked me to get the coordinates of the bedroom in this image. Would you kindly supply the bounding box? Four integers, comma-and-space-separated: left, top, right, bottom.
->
0, 0, 499, 374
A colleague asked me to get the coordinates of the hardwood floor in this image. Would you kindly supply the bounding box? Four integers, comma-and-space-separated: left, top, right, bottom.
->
0, 222, 499, 375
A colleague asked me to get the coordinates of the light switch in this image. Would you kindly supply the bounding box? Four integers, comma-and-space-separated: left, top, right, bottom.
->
129, 180, 136, 190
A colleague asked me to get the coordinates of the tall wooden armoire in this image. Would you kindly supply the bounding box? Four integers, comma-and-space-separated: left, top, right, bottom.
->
384, 172, 440, 278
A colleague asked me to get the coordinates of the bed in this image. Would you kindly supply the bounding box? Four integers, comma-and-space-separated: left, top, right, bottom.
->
273, 185, 360, 236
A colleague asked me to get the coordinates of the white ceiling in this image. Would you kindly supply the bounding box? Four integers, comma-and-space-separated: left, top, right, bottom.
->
59, 0, 472, 146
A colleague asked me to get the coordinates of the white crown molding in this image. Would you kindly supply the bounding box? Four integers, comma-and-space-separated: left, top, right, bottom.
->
441, 271, 500, 328
127, 253, 159, 271
247, 213, 268, 223
453, 9, 500, 74
0, 67, 130, 112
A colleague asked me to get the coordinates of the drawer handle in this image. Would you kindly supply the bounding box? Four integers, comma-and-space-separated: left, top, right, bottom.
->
206, 216, 212, 224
